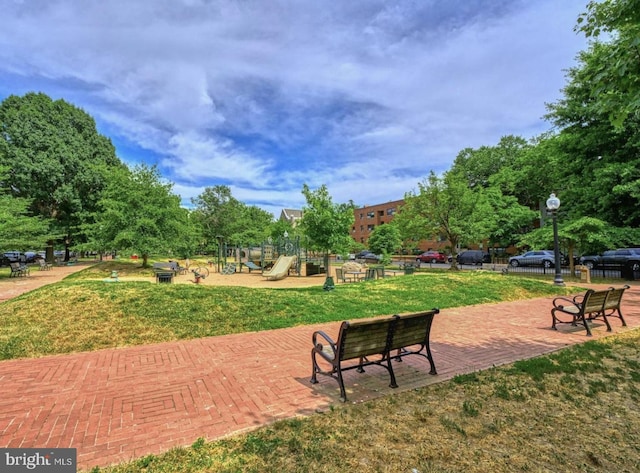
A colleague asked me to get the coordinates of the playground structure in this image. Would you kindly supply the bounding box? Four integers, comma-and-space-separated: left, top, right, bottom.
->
213, 234, 326, 279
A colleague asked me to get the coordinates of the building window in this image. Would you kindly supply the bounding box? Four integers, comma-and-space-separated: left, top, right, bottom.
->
367, 211, 375, 219
367, 224, 374, 232
387, 207, 395, 216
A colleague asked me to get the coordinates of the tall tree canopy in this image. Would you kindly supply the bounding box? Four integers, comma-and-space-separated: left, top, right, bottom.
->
191, 185, 273, 250
449, 136, 541, 249
575, 0, 640, 128
299, 184, 354, 269
0, 167, 52, 250
545, 0, 640, 228
0, 92, 123, 253
92, 164, 189, 267
395, 172, 494, 268
367, 223, 402, 259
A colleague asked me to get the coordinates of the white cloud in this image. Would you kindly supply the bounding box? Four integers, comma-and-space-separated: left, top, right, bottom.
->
0, 0, 588, 215
164, 131, 273, 183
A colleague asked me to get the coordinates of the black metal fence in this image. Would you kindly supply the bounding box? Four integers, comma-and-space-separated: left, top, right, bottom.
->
497, 261, 639, 281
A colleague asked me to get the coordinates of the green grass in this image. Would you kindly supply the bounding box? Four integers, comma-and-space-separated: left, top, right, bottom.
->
0, 261, 577, 359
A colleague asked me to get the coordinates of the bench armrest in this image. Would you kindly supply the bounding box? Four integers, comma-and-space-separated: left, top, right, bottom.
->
312, 330, 337, 360
552, 296, 577, 310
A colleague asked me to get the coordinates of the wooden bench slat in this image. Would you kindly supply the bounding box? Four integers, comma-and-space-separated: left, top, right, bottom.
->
340, 321, 395, 360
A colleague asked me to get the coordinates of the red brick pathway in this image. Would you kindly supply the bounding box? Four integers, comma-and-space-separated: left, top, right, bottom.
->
1, 275, 638, 470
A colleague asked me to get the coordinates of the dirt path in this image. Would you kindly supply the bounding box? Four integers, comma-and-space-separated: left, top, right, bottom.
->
0, 262, 95, 302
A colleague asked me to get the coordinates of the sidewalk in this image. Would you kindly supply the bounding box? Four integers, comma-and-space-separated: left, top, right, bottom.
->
0, 262, 93, 301
1, 271, 638, 470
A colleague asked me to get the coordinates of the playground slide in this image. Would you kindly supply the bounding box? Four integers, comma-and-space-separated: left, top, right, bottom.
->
262, 255, 297, 281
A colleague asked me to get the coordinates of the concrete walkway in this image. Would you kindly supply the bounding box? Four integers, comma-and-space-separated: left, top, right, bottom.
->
1, 268, 638, 470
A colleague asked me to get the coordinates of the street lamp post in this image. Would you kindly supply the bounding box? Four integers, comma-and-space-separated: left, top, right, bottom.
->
546, 193, 565, 286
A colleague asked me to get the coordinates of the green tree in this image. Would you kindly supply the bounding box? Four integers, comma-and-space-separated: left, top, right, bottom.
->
575, 0, 640, 128
483, 188, 539, 252
191, 185, 273, 250
545, 45, 640, 227
367, 223, 402, 259
449, 136, 543, 250
230, 205, 273, 246
544, 0, 640, 228
92, 164, 187, 267
299, 184, 355, 273
451, 135, 530, 189
0, 92, 123, 259
269, 219, 296, 242
0, 168, 53, 251
394, 172, 494, 269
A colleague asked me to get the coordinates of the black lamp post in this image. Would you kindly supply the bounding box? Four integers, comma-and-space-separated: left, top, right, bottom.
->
546, 193, 565, 286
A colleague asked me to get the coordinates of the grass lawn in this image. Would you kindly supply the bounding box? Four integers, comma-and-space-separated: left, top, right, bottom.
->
0, 260, 576, 360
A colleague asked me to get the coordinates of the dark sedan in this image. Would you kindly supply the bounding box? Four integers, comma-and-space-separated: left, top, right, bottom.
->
354, 251, 381, 262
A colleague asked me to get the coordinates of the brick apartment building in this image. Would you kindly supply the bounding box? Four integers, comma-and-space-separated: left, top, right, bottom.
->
281, 200, 446, 253
351, 199, 446, 252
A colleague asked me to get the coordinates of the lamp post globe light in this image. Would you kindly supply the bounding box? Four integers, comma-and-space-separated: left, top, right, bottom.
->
546, 193, 565, 286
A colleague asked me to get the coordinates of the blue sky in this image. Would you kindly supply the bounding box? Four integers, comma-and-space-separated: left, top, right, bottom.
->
1, 0, 588, 217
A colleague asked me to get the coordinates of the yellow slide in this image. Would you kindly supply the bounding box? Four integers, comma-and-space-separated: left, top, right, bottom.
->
262, 255, 297, 281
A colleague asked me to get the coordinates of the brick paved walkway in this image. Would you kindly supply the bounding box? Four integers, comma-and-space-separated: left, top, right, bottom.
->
1, 270, 638, 470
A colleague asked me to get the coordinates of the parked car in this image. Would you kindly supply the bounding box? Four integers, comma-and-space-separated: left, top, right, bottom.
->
23, 251, 40, 263
354, 250, 381, 262
415, 251, 450, 264
508, 250, 559, 268
456, 250, 490, 265
579, 248, 640, 270
2, 251, 22, 263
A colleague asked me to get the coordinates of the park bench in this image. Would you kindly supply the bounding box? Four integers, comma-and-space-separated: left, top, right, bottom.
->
152, 262, 184, 283
551, 286, 629, 336
310, 309, 439, 402
9, 262, 29, 277
38, 259, 53, 271
152, 261, 186, 275
589, 285, 630, 328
